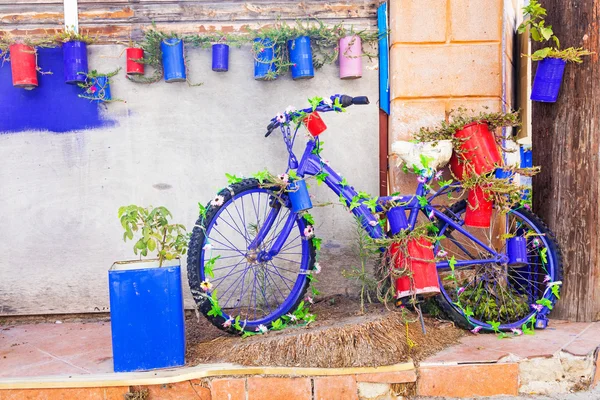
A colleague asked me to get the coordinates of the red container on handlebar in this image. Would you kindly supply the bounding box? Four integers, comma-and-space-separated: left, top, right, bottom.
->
392, 238, 440, 300
303, 112, 327, 137
449, 122, 502, 180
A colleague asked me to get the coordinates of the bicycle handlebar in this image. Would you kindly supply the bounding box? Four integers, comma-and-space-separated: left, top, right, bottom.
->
264, 94, 370, 137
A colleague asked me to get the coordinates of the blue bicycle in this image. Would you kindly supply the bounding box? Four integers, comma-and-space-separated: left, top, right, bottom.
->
187, 95, 563, 334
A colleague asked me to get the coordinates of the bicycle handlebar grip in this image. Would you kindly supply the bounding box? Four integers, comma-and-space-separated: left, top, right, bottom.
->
352, 96, 370, 105
339, 95, 354, 108
265, 121, 276, 137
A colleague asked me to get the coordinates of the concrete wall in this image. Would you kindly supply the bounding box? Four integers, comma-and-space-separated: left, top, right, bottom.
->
0, 44, 379, 315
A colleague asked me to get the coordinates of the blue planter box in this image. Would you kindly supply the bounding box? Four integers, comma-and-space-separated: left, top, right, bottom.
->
161, 38, 186, 83
109, 259, 185, 372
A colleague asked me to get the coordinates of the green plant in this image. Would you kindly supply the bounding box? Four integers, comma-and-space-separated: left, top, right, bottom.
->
118, 205, 189, 267
78, 67, 123, 102
0, 33, 57, 66
54, 27, 95, 44
518, 0, 592, 63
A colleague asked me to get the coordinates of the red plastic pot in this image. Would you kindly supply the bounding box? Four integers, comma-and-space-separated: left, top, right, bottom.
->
464, 185, 493, 228
303, 112, 327, 137
126, 47, 144, 75
449, 122, 502, 180
392, 238, 440, 299
10, 44, 38, 89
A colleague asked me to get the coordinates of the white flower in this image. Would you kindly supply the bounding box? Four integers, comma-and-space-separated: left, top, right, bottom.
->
305, 295, 314, 304
323, 97, 333, 107
428, 210, 435, 220
276, 113, 286, 123
286, 313, 298, 322
256, 324, 268, 334
313, 263, 321, 274
285, 105, 296, 114
434, 170, 443, 180
278, 173, 289, 184
531, 303, 543, 312
547, 280, 562, 287
543, 275, 551, 283
511, 328, 523, 336
471, 326, 482, 334
437, 250, 448, 258
304, 225, 314, 238
222, 317, 233, 328
368, 220, 378, 227
417, 176, 427, 184
200, 280, 213, 292
457, 287, 465, 296
202, 243, 213, 251
211, 195, 225, 207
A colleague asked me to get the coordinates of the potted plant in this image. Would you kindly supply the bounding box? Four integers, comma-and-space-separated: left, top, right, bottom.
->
160, 34, 187, 83
211, 36, 229, 72
518, 0, 592, 102
78, 68, 121, 102
339, 34, 362, 79
253, 37, 278, 80
0, 34, 54, 89
288, 35, 314, 80
119, 40, 144, 76
110, 205, 188, 372
55, 28, 94, 85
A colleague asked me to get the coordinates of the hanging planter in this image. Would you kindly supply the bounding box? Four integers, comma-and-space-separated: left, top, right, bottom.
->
449, 122, 502, 180
126, 47, 144, 76
464, 185, 493, 228
78, 68, 121, 103
161, 38, 186, 83
253, 37, 277, 81
530, 57, 566, 103
288, 36, 314, 80
212, 43, 229, 72
9, 44, 38, 89
392, 238, 440, 299
287, 180, 313, 213
339, 35, 362, 79
62, 41, 89, 84
303, 112, 327, 137
507, 236, 528, 266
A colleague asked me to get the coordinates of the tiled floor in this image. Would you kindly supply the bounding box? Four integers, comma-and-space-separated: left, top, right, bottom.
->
1, 319, 599, 378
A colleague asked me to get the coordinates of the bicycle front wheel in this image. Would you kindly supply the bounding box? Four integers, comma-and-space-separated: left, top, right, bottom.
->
187, 179, 315, 334
434, 200, 563, 332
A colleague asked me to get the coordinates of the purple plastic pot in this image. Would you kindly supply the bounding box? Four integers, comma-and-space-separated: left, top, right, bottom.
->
507, 236, 528, 266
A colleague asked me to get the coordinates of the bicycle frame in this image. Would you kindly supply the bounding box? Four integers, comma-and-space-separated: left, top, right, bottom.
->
250, 111, 507, 271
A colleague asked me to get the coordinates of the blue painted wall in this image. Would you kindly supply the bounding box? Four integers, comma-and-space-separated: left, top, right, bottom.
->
0, 47, 115, 134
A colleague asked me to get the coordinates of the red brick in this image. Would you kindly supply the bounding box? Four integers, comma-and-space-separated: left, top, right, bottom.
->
211, 378, 246, 400
0, 387, 129, 400
417, 364, 519, 397
313, 376, 358, 400
145, 381, 211, 400
247, 377, 311, 400
355, 370, 417, 383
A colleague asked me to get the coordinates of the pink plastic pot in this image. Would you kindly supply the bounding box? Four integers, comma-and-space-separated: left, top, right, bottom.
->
392, 238, 440, 299
464, 185, 494, 228
449, 122, 503, 180
303, 112, 327, 137
339, 35, 362, 79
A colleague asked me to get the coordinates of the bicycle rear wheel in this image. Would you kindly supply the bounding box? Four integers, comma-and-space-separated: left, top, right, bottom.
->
187, 179, 315, 334
434, 200, 563, 332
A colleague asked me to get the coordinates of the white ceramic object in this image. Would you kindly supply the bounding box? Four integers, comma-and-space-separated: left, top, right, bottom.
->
391, 140, 453, 171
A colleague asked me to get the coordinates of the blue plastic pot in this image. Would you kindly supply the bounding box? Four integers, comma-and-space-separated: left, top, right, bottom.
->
212, 44, 229, 72
88, 76, 111, 102
387, 206, 408, 235
531, 57, 567, 103
63, 41, 88, 85
109, 259, 185, 372
507, 236, 528, 266
287, 180, 312, 213
254, 38, 277, 80
520, 147, 533, 168
161, 38, 186, 83
288, 36, 314, 80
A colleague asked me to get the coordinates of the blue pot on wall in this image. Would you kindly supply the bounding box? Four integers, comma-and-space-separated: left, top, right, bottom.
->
63, 41, 88, 84
254, 38, 277, 80
88, 76, 112, 102
287, 180, 312, 213
109, 259, 186, 372
531, 57, 567, 103
161, 38, 186, 83
212, 44, 229, 72
288, 36, 314, 80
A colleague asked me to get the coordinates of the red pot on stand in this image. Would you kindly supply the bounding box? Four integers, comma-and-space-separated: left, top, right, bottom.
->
464, 185, 494, 228
126, 47, 144, 76
392, 238, 440, 300
10, 44, 38, 89
449, 122, 502, 180
303, 112, 327, 137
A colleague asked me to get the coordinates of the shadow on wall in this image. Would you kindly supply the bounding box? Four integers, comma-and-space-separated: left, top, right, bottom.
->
0, 47, 116, 134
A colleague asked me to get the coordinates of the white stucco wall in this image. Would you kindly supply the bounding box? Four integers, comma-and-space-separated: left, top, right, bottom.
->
0, 45, 379, 315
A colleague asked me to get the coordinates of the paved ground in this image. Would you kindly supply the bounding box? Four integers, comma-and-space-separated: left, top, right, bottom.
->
418, 386, 600, 399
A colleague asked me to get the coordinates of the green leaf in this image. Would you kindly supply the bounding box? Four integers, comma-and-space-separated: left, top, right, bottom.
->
271, 318, 286, 331
540, 247, 548, 265
315, 172, 328, 186
540, 25, 553, 41
364, 198, 378, 213
147, 238, 156, 252
252, 169, 271, 184
535, 297, 553, 310
225, 173, 243, 185
302, 213, 315, 225
531, 47, 552, 60
551, 284, 561, 300
312, 237, 322, 251
339, 192, 348, 207
416, 195, 428, 208
198, 203, 208, 218
339, 177, 349, 188
420, 154, 434, 170
288, 170, 298, 180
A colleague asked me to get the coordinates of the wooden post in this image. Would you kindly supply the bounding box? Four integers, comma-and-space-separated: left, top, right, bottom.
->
532, 0, 600, 321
